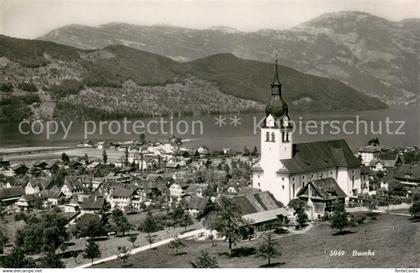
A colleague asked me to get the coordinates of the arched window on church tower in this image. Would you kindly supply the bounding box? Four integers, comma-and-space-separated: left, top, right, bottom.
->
282, 131, 289, 143
266, 132, 270, 142
281, 132, 285, 142
271, 132, 275, 142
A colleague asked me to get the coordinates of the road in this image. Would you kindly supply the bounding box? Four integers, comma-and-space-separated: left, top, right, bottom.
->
75, 228, 207, 268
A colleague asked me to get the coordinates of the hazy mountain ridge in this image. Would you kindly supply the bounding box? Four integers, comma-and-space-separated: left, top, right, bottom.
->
39, 11, 420, 105
0, 35, 386, 122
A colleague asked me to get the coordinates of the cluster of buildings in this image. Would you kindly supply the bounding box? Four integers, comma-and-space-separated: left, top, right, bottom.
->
1, 60, 419, 249
0, 139, 257, 229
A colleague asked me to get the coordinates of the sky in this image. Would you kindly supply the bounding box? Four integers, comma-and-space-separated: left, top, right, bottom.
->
1, 0, 419, 39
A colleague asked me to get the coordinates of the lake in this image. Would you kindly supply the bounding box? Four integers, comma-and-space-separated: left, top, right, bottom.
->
0, 107, 419, 152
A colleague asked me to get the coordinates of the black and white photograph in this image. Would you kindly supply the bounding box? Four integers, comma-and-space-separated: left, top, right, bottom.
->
0, 0, 419, 270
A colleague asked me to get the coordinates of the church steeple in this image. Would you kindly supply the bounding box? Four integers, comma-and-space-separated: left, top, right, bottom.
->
265, 59, 289, 123
271, 59, 282, 96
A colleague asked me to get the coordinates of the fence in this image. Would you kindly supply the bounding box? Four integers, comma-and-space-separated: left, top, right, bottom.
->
346, 203, 411, 213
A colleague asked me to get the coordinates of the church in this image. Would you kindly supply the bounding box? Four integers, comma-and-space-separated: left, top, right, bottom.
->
252, 60, 362, 207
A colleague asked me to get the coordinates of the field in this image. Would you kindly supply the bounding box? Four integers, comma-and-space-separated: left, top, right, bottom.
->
93, 213, 420, 268
1, 147, 124, 162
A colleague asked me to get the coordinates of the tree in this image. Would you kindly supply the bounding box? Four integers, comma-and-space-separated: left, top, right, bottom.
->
125, 147, 129, 166
0, 229, 8, 254
102, 150, 108, 163
72, 251, 79, 264
128, 234, 137, 248
117, 246, 131, 267
1, 247, 36, 268
214, 197, 247, 255
0, 83, 14, 93
409, 191, 420, 218
288, 198, 308, 213
61, 153, 70, 163
52, 167, 66, 187
74, 214, 107, 238
83, 153, 89, 164
139, 209, 158, 236
139, 133, 146, 145
330, 205, 350, 234
208, 233, 216, 247
191, 251, 218, 268
84, 240, 101, 265
242, 147, 250, 156
15, 211, 69, 254
296, 210, 308, 229
168, 236, 186, 255
147, 233, 154, 249
112, 208, 132, 236
223, 164, 230, 173
258, 233, 281, 266
251, 145, 258, 156
181, 212, 194, 231
18, 82, 38, 92
409, 202, 420, 218
39, 250, 65, 268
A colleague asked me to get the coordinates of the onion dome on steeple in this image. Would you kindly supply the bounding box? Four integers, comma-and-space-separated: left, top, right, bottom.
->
265, 59, 289, 122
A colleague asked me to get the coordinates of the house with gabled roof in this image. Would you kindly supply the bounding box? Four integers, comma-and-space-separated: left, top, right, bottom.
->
63, 195, 80, 213
204, 191, 291, 233
16, 194, 39, 210
0, 186, 25, 205
10, 163, 28, 176
110, 185, 143, 212
187, 196, 210, 218
185, 183, 208, 198
24, 180, 41, 195
80, 195, 107, 214
370, 153, 401, 172
41, 188, 63, 206
61, 177, 84, 197
297, 178, 347, 219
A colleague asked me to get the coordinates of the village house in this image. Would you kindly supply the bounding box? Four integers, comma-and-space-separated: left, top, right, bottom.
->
10, 163, 28, 176
296, 178, 347, 219
394, 164, 420, 184
185, 183, 208, 197
169, 181, 188, 201
80, 196, 107, 214
24, 180, 41, 195
110, 186, 143, 212
61, 177, 84, 198
360, 166, 374, 194
357, 138, 382, 166
370, 153, 401, 173
186, 196, 210, 218
0, 186, 25, 205
41, 188, 63, 206
63, 196, 81, 213
0, 168, 14, 177
204, 191, 291, 234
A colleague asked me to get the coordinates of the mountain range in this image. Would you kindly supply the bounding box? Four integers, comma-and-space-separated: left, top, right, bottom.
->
39, 11, 420, 105
0, 34, 386, 122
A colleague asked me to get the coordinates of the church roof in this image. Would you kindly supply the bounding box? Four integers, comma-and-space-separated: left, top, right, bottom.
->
229, 191, 284, 214
278, 139, 361, 174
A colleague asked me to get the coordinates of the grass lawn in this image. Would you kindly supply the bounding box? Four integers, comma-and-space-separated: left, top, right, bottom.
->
93, 213, 420, 268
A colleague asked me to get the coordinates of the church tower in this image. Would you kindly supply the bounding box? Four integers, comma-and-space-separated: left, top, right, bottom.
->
260, 59, 293, 171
